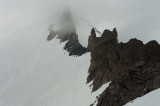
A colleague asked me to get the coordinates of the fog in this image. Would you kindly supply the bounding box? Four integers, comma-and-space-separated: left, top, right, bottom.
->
0, 0, 160, 43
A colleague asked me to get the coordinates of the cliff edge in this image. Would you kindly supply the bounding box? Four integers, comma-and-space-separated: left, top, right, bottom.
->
87, 28, 160, 106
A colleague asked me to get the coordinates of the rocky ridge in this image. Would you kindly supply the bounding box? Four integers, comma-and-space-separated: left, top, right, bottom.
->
47, 31, 87, 56
47, 10, 87, 56
87, 28, 160, 106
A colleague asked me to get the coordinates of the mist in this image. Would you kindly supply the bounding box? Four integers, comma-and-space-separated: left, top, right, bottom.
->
1, 0, 160, 43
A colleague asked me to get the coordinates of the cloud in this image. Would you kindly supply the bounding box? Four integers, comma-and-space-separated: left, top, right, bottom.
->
0, 0, 160, 43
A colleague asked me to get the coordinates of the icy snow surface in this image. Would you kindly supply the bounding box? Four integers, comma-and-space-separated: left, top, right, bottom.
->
125, 88, 160, 106
0, 21, 109, 106
1, 15, 159, 106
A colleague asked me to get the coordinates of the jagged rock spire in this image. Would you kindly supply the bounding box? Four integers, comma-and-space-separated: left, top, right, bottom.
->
47, 9, 87, 56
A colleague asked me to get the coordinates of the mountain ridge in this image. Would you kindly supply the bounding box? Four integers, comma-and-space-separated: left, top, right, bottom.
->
87, 28, 160, 106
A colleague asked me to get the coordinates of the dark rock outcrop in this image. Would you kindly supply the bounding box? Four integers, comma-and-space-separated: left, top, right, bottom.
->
63, 33, 87, 56
47, 31, 87, 56
87, 28, 160, 106
87, 28, 120, 91
47, 10, 87, 56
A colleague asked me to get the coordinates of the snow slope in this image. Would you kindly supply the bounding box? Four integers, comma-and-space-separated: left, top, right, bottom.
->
0, 20, 109, 106
125, 88, 160, 106
1, 15, 160, 106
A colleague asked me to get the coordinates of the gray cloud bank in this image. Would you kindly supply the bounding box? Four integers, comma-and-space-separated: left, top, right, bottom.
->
0, 0, 160, 43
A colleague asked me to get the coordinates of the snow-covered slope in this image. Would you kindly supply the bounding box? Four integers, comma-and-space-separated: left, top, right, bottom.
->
1, 14, 160, 106
125, 88, 160, 106
0, 20, 109, 106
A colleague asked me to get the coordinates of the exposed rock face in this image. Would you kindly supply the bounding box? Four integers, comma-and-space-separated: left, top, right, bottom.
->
47, 30, 87, 56
87, 28, 160, 106
47, 10, 87, 56
87, 28, 119, 91
63, 33, 87, 56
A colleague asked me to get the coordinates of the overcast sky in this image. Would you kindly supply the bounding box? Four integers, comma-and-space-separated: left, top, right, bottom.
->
0, 0, 160, 43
